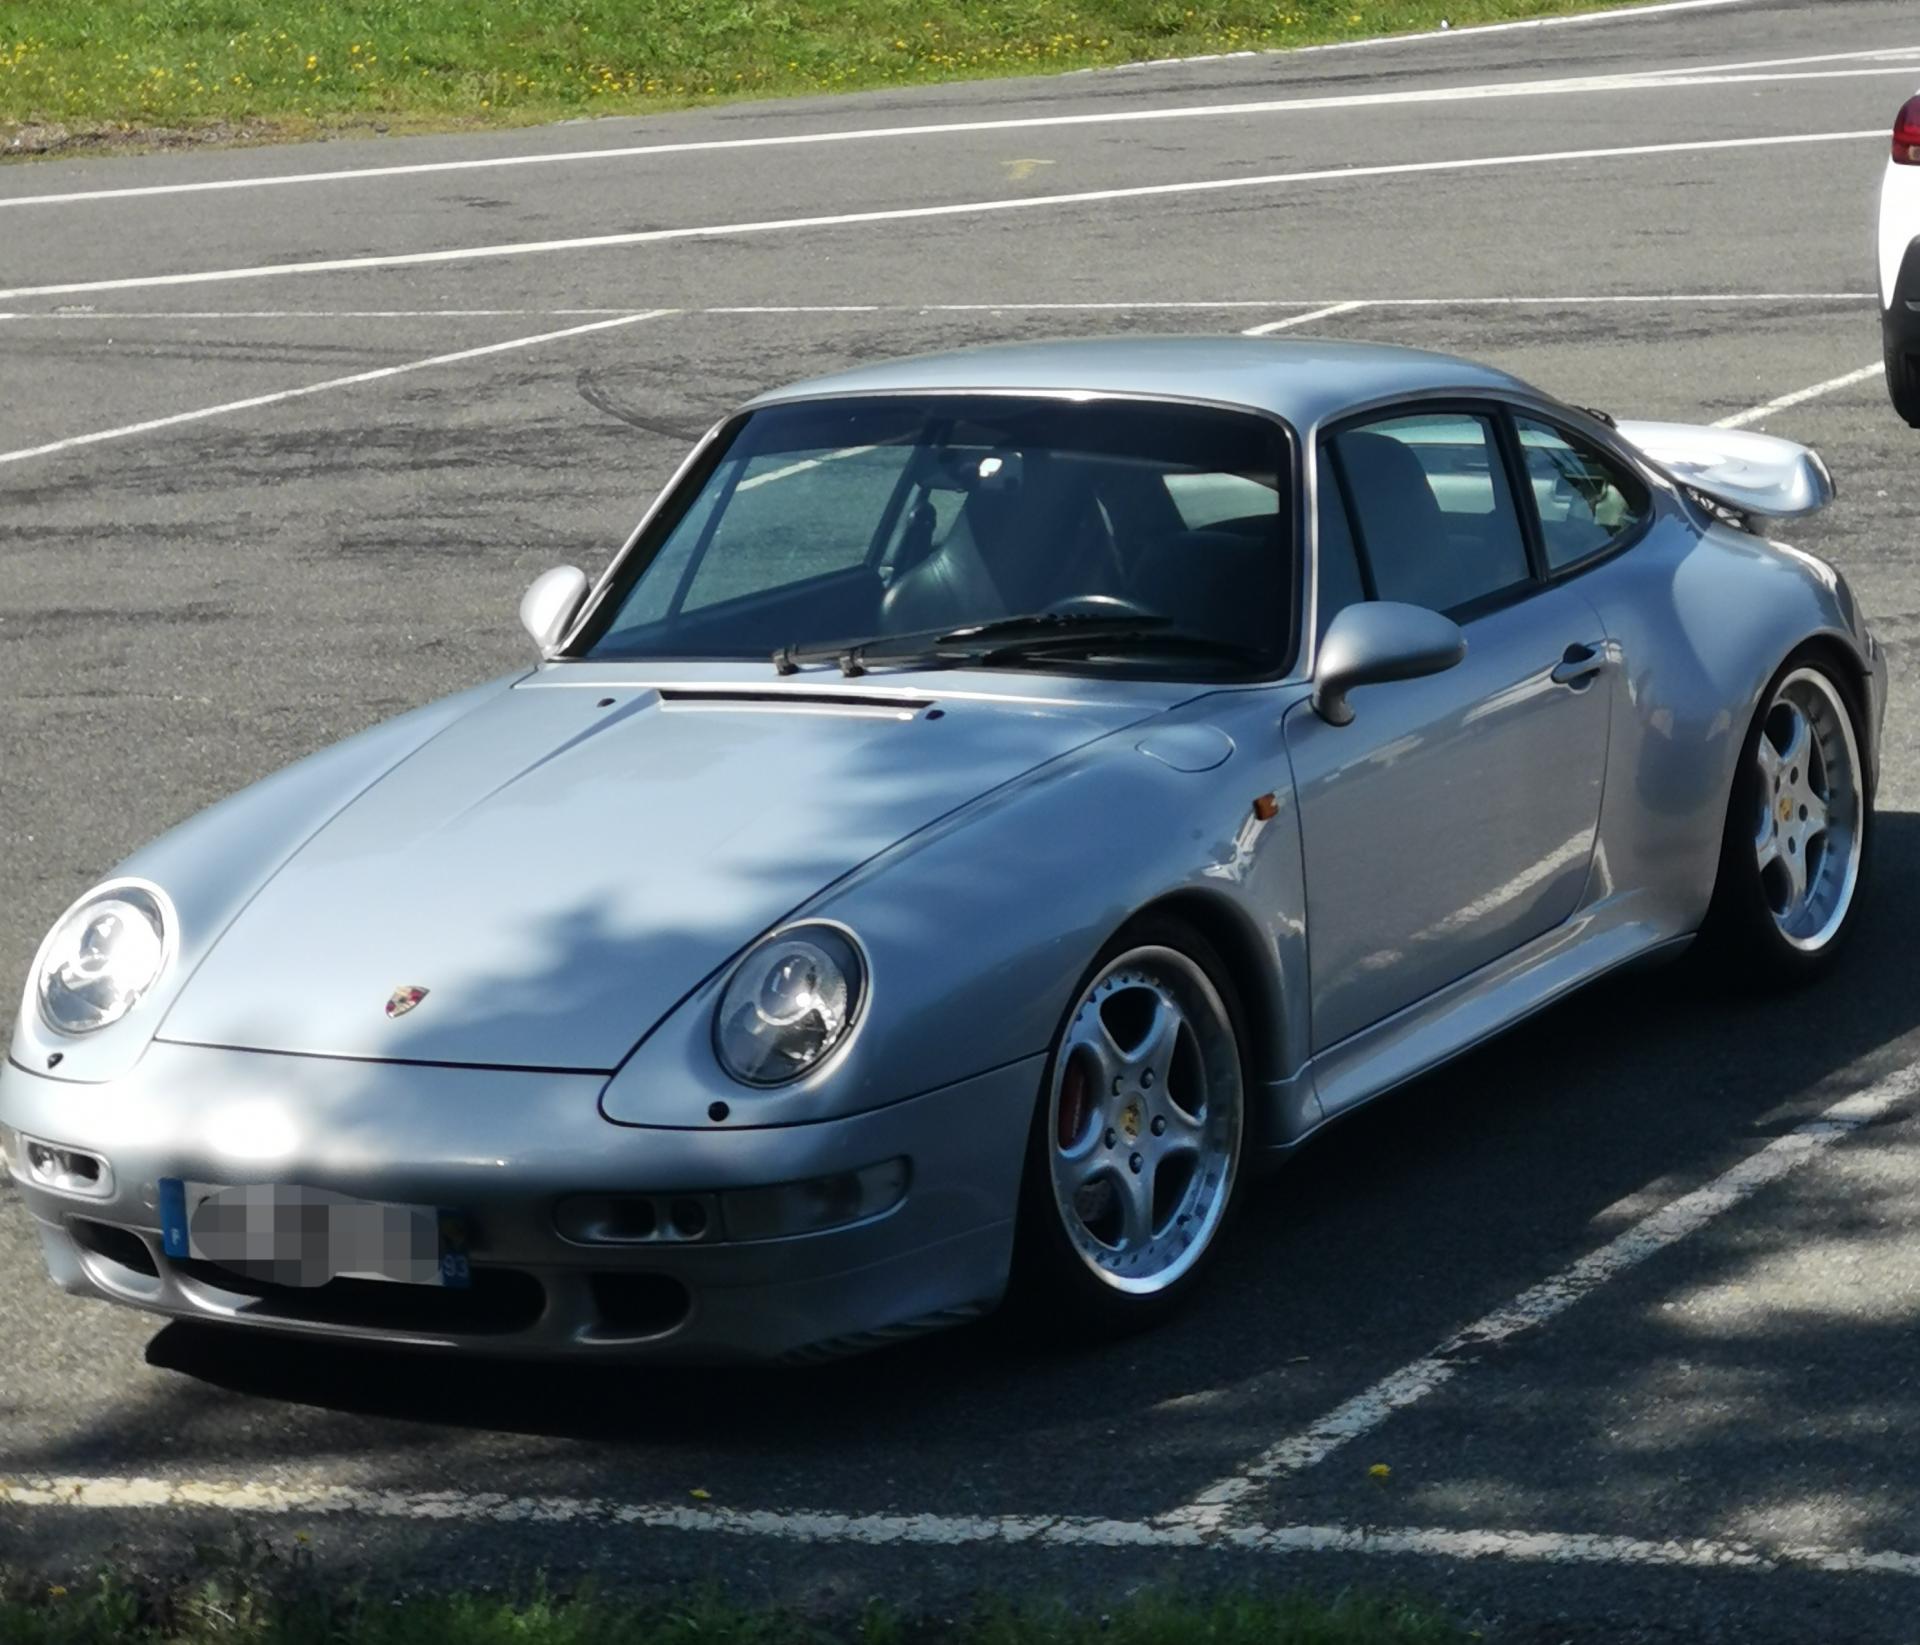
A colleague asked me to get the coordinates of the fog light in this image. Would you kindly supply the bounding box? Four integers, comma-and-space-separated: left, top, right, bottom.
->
720, 1157, 909, 1242
20, 1136, 112, 1198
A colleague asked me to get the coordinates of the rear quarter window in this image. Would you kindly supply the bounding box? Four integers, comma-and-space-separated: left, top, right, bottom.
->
1515, 417, 1652, 572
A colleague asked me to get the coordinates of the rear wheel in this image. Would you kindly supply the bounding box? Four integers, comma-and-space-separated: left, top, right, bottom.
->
1701, 655, 1870, 984
1009, 918, 1247, 1335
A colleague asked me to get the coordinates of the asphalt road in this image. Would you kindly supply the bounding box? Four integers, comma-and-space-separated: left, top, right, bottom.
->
6, 1, 1920, 1637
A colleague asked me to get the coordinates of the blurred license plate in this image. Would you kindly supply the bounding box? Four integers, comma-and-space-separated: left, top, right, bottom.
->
157, 1180, 470, 1289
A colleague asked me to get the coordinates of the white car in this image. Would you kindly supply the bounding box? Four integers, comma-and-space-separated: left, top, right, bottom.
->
1879, 93, 1920, 424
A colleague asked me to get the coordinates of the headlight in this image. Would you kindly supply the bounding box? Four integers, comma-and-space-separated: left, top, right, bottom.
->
36, 881, 175, 1036
714, 923, 866, 1086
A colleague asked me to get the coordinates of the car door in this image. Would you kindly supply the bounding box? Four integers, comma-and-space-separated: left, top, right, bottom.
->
1286, 404, 1614, 1065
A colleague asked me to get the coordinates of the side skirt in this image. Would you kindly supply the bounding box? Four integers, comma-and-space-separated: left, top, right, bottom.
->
1252, 897, 1693, 1159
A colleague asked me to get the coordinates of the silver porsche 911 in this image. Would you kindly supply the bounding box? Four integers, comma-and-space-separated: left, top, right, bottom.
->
2, 338, 1884, 1362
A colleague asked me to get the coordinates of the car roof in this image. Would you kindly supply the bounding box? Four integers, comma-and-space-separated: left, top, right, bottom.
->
745, 336, 1542, 431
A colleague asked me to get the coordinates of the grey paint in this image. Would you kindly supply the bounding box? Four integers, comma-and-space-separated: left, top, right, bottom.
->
1307, 599, 1467, 727
1287, 584, 1612, 1055
1, 338, 1885, 1361
1616, 420, 1838, 520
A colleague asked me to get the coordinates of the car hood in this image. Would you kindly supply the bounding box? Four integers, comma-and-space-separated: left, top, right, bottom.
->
158, 670, 1161, 1069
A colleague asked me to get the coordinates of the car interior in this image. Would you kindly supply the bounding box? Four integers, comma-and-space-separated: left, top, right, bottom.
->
595, 435, 1293, 665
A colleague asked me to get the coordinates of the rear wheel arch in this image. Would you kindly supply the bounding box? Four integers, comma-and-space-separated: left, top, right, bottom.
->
1699, 640, 1872, 980
1705, 634, 1871, 828
1793, 634, 1876, 800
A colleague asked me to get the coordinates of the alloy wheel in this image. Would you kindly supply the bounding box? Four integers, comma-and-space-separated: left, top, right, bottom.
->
1752, 666, 1864, 952
1046, 945, 1242, 1295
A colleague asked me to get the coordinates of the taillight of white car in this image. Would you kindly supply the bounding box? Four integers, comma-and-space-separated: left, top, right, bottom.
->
1895, 96, 1920, 166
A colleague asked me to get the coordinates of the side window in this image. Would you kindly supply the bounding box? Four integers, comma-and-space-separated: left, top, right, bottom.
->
1515, 417, 1651, 571
1314, 447, 1366, 639
1330, 413, 1530, 615
680, 443, 912, 612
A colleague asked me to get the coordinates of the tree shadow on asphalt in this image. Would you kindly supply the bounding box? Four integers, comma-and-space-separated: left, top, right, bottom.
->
10, 814, 1920, 1541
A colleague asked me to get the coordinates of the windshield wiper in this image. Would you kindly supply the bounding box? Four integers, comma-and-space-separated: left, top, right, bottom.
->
773, 611, 1259, 678
976, 628, 1264, 668
773, 610, 1173, 678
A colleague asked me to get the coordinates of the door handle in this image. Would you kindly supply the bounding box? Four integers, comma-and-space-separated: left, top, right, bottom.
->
1550, 641, 1608, 688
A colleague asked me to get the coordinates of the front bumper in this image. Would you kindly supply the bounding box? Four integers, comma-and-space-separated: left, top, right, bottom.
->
0, 1042, 1039, 1362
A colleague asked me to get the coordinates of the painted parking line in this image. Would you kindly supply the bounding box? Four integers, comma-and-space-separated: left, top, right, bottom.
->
753, 293, 1882, 314
5, 1473, 1920, 1580
1171, 1064, 1920, 1528
1715, 362, 1885, 429
1241, 301, 1371, 336
0, 130, 1884, 304
0, 298, 1875, 472
1, 43, 1907, 213
1113, 0, 1759, 70
0, 293, 1882, 322
737, 444, 878, 491
0, 309, 677, 469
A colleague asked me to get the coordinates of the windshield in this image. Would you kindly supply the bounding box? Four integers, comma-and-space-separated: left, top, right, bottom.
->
579, 394, 1296, 673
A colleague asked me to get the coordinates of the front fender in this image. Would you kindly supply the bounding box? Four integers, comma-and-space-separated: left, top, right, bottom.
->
8, 674, 522, 1085
598, 692, 1312, 1131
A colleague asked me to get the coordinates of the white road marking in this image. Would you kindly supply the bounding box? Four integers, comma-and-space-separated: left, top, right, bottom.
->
4, 1473, 1920, 1577
0, 309, 676, 469
0, 129, 1884, 304
1714, 362, 1884, 429
1638, 46, 1920, 75
1, 46, 1908, 212
0, 308, 641, 320
748, 293, 1880, 313
1174, 1064, 1920, 1528
1115, 0, 1760, 69
736, 444, 878, 490
1241, 301, 1371, 336
0, 294, 1874, 322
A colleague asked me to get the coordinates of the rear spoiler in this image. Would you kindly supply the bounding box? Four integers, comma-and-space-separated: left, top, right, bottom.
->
1613, 420, 1835, 523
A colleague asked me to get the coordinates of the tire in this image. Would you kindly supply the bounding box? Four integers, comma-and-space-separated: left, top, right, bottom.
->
1006, 914, 1250, 1338
1699, 650, 1873, 987
1884, 318, 1920, 429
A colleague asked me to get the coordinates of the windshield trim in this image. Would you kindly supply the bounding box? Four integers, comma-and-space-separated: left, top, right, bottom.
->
562, 386, 1305, 683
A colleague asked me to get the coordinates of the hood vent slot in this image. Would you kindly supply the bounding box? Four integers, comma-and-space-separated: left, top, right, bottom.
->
655, 688, 933, 718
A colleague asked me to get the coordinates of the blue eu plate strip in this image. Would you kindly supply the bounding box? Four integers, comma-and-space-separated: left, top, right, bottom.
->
157, 1177, 189, 1259
438, 1211, 472, 1290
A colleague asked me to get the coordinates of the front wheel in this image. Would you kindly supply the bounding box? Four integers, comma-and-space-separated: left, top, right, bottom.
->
1009, 918, 1247, 1335
1701, 655, 1871, 984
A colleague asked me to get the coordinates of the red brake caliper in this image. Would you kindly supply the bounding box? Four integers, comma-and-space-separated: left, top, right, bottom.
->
1058, 1057, 1087, 1151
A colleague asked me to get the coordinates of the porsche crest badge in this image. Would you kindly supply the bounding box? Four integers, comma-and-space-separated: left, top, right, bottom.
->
386, 985, 429, 1019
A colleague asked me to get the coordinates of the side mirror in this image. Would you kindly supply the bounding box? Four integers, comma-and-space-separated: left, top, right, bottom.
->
1311, 601, 1466, 727
519, 565, 590, 655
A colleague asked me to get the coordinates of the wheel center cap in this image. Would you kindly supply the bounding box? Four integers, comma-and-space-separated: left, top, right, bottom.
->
1778, 794, 1793, 826
1120, 1099, 1144, 1141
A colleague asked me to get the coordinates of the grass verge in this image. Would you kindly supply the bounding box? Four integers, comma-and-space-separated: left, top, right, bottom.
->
6, 1, 1672, 157
2, 1550, 1470, 1645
